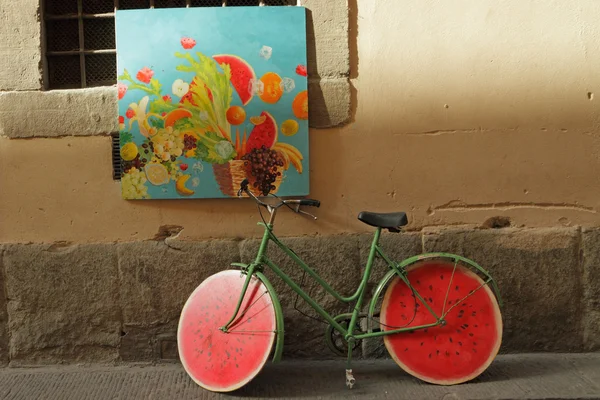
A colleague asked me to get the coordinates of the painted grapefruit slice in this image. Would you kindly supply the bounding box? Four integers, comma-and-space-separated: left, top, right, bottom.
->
213, 55, 256, 106
246, 111, 278, 152
178, 270, 276, 392
381, 260, 502, 385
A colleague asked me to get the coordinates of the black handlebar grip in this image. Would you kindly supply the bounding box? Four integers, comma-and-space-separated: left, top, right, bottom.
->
300, 199, 320, 208
240, 179, 249, 191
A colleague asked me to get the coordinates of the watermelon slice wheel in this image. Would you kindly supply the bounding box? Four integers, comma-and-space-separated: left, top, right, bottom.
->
381, 259, 502, 385
178, 270, 276, 392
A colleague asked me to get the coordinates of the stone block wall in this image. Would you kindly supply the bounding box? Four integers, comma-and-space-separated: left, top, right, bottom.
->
0, 226, 598, 366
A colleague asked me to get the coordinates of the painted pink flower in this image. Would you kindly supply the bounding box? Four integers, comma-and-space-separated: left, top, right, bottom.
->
126, 108, 135, 119
163, 95, 172, 102
136, 67, 154, 84
295, 64, 307, 77
117, 83, 127, 99
181, 37, 196, 49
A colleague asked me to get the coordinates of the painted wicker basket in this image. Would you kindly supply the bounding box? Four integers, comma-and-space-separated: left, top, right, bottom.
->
213, 160, 283, 197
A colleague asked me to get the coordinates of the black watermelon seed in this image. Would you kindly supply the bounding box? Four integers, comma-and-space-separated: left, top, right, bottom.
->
456, 285, 459, 290
449, 337, 453, 343
436, 350, 440, 355
236, 364, 239, 368
429, 285, 433, 291
404, 347, 409, 352
448, 300, 453, 305
458, 341, 463, 346
417, 280, 421, 285
428, 297, 433, 303
463, 324, 469, 328
486, 323, 490, 327
420, 342, 424, 346
473, 348, 477, 353
429, 353, 432, 358
472, 312, 477, 316
424, 329, 428, 333
445, 351, 450, 356
441, 275, 444, 280
456, 329, 461, 334
474, 324, 479, 328
409, 331, 415, 334
469, 333, 474, 337
456, 351, 460, 355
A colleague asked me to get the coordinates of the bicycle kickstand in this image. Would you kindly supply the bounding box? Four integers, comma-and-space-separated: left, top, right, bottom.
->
345, 339, 356, 389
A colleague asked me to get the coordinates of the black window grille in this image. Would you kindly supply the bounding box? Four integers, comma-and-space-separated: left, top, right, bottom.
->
43, 0, 298, 90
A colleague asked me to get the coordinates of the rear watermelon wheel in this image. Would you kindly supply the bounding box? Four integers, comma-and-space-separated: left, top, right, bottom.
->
178, 270, 276, 392
381, 259, 502, 385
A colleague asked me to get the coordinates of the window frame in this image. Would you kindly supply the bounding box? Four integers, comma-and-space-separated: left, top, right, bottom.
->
41, 0, 298, 90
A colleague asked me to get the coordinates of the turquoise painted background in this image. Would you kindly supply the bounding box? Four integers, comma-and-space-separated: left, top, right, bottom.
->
115, 6, 309, 199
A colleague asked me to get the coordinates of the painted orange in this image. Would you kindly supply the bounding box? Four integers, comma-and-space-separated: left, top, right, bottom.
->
259, 72, 283, 104
292, 91, 308, 120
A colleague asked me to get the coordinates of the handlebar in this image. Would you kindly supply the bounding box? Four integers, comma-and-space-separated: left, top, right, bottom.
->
237, 179, 320, 217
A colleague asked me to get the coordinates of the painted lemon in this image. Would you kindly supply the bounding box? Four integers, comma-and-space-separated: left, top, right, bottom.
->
176, 175, 195, 196
145, 163, 170, 186
226, 106, 246, 126
281, 119, 299, 136
120, 142, 138, 161
259, 72, 283, 104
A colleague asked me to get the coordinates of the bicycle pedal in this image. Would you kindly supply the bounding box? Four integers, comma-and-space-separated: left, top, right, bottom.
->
345, 369, 356, 389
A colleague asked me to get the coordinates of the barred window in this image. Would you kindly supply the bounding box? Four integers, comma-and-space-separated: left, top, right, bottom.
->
43, 0, 298, 90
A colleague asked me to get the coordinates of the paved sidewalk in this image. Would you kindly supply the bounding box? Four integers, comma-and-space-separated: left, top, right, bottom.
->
0, 354, 599, 400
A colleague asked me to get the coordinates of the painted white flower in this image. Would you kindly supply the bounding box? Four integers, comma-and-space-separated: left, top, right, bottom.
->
198, 110, 209, 121
128, 96, 158, 138
172, 79, 190, 98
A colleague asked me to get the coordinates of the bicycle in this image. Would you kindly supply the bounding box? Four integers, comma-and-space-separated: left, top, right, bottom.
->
177, 179, 503, 393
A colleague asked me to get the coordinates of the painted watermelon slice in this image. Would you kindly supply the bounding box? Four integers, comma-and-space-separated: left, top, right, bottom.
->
246, 111, 278, 152
213, 54, 256, 106
381, 260, 502, 385
178, 270, 276, 392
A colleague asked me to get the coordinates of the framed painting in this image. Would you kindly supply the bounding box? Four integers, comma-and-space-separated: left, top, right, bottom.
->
115, 6, 309, 199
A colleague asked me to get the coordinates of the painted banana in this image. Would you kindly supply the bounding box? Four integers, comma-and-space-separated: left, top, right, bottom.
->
275, 148, 290, 170
273, 143, 303, 174
274, 142, 303, 160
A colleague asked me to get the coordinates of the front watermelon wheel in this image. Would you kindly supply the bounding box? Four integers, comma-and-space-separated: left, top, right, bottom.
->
381, 259, 502, 385
178, 270, 276, 392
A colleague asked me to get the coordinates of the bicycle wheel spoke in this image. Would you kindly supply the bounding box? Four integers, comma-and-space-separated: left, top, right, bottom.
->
228, 290, 269, 327
228, 303, 271, 332
441, 258, 459, 316
442, 278, 491, 319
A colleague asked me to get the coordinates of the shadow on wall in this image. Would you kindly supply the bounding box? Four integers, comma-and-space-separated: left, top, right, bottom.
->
305, 3, 357, 128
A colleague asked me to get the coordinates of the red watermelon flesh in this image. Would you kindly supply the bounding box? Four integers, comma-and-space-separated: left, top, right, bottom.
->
178, 270, 276, 392
213, 54, 256, 106
381, 260, 502, 385
246, 111, 278, 152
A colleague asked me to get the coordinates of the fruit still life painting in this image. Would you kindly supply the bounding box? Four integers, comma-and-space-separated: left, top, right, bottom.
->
115, 6, 309, 199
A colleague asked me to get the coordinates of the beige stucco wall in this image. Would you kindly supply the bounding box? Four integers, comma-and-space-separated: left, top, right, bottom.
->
2, 0, 600, 243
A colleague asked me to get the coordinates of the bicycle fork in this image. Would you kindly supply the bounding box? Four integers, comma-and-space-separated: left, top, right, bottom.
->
219, 263, 257, 333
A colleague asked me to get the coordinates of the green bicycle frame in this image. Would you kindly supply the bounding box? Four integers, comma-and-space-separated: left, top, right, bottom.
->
221, 221, 502, 362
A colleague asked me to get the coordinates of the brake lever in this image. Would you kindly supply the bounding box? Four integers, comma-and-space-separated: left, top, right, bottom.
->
298, 209, 317, 220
